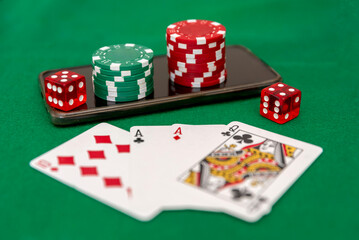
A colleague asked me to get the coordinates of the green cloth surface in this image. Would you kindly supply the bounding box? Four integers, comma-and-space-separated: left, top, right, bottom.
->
1, 0, 358, 239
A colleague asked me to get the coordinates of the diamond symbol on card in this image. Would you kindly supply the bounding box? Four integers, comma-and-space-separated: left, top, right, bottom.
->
80, 166, 98, 176
51, 167, 58, 172
173, 135, 180, 140
57, 156, 75, 165
94, 135, 112, 144
116, 144, 130, 153
36, 159, 51, 168
88, 150, 106, 159
103, 177, 122, 187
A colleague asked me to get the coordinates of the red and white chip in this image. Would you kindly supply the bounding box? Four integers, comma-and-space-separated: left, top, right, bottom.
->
170, 75, 226, 88
170, 65, 226, 78
167, 47, 225, 61
166, 20, 226, 46
166, 19, 227, 88
168, 58, 226, 70
167, 41, 225, 54
169, 70, 227, 85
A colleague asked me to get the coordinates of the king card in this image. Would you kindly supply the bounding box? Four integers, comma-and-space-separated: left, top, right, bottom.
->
179, 121, 323, 221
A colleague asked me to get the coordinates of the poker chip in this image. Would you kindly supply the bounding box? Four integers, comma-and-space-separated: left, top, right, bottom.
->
92, 44, 154, 71
93, 82, 153, 95
94, 83, 153, 95
92, 43, 154, 101
94, 87, 154, 99
169, 62, 226, 74
170, 65, 226, 78
94, 87, 154, 102
93, 75, 153, 88
93, 80, 153, 95
167, 52, 224, 64
92, 63, 153, 76
94, 86, 153, 99
168, 59, 226, 72
169, 70, 227, 83
167, 48, 225, 62
166, 20, 227, 88
93, 68, 154, 82
167, 42, 225, 56
167, 39, 225, 53
166, 20, 226, 45
167, 56, 224, 65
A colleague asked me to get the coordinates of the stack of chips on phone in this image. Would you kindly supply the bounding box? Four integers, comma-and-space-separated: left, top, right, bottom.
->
166, 20, 227, 88
91, 44, 154, 102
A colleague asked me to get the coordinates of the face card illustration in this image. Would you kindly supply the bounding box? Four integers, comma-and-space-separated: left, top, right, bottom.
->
180, 131, 300, 209
179, 121, 323, 221
30, 123, 158, 221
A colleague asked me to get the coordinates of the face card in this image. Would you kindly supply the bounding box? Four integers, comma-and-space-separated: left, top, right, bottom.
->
178, 121, 323, 221
129, 124, 228, 214
30, 123, 159, 221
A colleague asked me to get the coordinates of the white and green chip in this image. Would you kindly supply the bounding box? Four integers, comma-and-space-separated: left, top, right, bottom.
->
92, 44, 154, 71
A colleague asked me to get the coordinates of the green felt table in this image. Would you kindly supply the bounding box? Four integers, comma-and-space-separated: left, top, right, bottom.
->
1, 0, 358, 239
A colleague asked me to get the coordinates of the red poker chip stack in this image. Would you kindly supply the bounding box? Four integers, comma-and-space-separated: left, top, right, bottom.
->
166, 19, 227, 88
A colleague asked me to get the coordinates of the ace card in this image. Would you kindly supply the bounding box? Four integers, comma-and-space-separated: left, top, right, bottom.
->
129, 124, 228, 214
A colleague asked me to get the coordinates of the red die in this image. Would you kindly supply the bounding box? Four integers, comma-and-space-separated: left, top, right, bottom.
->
44, 70, 87, 111
260, 83, 301, 124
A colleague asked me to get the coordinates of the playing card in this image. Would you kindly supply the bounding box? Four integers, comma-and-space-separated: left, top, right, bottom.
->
129, 124, 227, 214
30, 123, 159, 221
178, 121, 323, 221
30, 121, 323, 223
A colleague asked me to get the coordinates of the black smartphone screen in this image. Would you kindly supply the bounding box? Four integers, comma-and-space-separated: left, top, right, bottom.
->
39, 45, 281, 125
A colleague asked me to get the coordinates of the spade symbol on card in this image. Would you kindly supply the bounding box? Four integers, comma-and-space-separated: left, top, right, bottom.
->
134, 130, 144, 144
233, 134, 253, 144
134, 138, 144, 143
231, 188, 253, 200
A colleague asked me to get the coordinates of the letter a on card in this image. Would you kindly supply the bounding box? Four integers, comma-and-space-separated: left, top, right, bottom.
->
173, 127, 182, 141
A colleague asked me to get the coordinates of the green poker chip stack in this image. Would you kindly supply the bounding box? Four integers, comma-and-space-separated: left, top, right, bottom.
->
91, 43, 154, 102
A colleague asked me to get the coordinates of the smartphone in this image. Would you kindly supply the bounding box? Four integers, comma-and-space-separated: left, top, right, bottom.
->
39, 45, 281, 125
